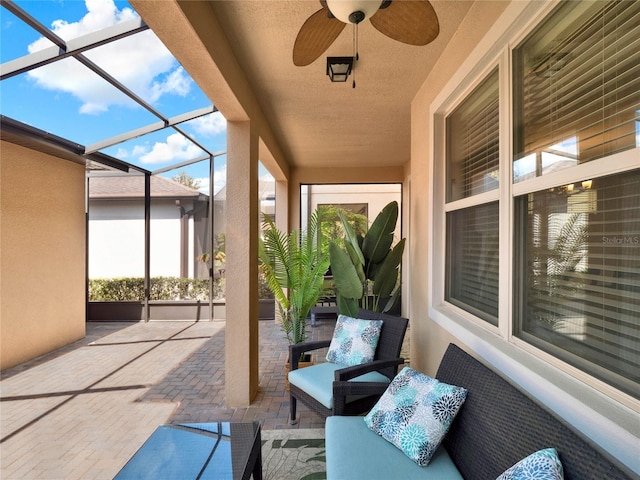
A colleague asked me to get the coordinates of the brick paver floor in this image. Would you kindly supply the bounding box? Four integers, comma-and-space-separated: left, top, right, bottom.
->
0, 317, 408, 479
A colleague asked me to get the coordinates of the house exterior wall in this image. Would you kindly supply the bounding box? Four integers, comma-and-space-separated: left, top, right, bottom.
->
0, 141, 86, 370
88, 198, 200, 279
301, 183, 403, 242
409, 0, 506, 383
290, 166, 405, 230
89, 199, 147, 278
89, 198, 209, 278
409, 1, 638, 474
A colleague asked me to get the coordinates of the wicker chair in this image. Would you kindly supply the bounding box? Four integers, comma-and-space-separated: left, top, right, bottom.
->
288, 309, 409, 424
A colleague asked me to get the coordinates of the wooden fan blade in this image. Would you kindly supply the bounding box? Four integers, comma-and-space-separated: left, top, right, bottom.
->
370, 0, 439, 46
293, 8, 346, 66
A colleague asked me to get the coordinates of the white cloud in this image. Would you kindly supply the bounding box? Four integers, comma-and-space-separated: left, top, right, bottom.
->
149, 67, 192, 102
194, 168, 226, 196
212, 169, 226, 195
131, 144, 148, 157
26, 0, 191, 114
139, 132, 202, 165
115, 143, 148, 161
196, 177, 210, 195
189, 112, 227, 137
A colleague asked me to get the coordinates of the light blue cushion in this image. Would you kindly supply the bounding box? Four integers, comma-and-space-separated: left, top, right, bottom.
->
364, 366, 467, 466
326, 315, 383, 366
326, 416, 463, 480
495, 448, 564, 480
288, 362, 390, 409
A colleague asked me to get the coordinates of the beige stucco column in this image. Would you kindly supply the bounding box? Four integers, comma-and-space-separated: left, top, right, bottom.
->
274, 179, 289, 237
225, 121, 259, 406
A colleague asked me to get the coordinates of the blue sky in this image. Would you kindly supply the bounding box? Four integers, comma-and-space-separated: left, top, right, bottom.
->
0, 0, 270, 195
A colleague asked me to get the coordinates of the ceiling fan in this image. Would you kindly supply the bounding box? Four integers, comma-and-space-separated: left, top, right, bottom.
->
293, 0, 440, 67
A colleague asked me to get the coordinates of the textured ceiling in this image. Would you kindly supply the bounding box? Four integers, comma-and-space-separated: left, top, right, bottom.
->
207, 0, 474, 169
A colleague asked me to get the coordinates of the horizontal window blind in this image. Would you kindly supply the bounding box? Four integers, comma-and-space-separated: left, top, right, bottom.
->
447, 68, 499, 201
446, 202, 499, 326
513, 0, 640, 181
516, 169, 640, 398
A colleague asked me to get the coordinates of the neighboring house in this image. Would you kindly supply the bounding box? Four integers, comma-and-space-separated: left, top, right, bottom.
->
88, 174, 210, 279
89, 176, 401, 283
88, 175, 279, 281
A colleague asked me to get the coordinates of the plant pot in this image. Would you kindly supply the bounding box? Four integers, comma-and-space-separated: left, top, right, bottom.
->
284, 354, 313, 391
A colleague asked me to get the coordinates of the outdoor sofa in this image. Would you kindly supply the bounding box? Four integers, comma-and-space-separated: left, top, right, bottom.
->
326, 343, 633, 480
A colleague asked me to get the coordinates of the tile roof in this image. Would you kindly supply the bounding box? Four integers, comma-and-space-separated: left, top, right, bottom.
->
89, 175, 207, 199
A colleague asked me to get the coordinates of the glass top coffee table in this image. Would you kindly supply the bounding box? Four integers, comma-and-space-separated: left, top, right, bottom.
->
114, 422, 262, 480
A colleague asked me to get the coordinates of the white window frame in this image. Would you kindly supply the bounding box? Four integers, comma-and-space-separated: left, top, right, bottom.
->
443, 65, 502, 329
427, 0, 640, 472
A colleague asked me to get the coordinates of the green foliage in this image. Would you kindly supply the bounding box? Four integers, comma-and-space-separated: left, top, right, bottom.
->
329, 201, 405, 315
259, 208, 331, 344
89, 277, 145, 301
172, 170, 201, 190
89, 277, 225, 301
198, 233, 227, 270
318, 205, 368, 248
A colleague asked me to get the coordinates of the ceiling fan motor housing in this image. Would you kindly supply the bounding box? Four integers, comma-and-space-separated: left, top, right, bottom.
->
349, 11, 365, 24
326, 0, 383, 24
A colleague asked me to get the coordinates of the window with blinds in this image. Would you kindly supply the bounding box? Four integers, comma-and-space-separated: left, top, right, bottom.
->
446, 202, 499, 326
514, 170, 640, 397
447, 68, 499, 202
513, 0, 640, 183
438, 0, 638, 398
445, 68, 500, 325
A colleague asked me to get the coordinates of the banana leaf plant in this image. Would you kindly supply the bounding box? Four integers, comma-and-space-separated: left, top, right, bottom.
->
329, 201, 405, 317
259, 209, 331, 345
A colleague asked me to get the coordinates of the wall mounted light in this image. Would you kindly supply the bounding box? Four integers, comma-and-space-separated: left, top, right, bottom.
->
326, 56, 354, 82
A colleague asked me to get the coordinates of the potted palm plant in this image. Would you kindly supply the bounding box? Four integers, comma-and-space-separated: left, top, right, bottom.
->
329, 201, 405, 317
259, 208, 331, 384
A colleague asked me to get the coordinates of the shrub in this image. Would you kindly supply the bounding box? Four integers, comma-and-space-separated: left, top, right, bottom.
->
89, 277, 225, 301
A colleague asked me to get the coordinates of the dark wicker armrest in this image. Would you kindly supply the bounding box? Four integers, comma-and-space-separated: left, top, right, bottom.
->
333, 380, 391, 398
333, 381, 392, 415
334, 358, 405, 381
289, 340, 331, 369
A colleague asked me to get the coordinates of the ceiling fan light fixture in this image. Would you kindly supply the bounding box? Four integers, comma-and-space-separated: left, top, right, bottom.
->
326, 56, 354, 82
326, 0, 382, 24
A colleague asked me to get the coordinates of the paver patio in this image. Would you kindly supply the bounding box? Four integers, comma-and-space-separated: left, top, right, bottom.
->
0, 319, 345, 479
1, 317, 409, 479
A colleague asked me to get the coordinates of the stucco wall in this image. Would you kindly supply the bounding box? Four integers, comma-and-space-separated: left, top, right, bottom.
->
301, 183, 403, 242
291, 165, 405, 229
88, 199, 189, 278
409, 1, 638, 473
409, 1, 509, 376
1, 141, 86, 370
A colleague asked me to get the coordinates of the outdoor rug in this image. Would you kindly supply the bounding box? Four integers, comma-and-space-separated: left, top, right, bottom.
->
261, 428, 326, 480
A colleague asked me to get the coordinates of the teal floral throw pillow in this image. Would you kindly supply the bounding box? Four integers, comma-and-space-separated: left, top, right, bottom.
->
326, 315, 383, 366
496, 448, 564, 480
364, 367, 467, 466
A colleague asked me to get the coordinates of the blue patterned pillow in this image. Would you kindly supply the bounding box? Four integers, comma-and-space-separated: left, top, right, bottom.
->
364, 367, 467, 466
326, 315, 383, 366
496, 448, 564, 480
